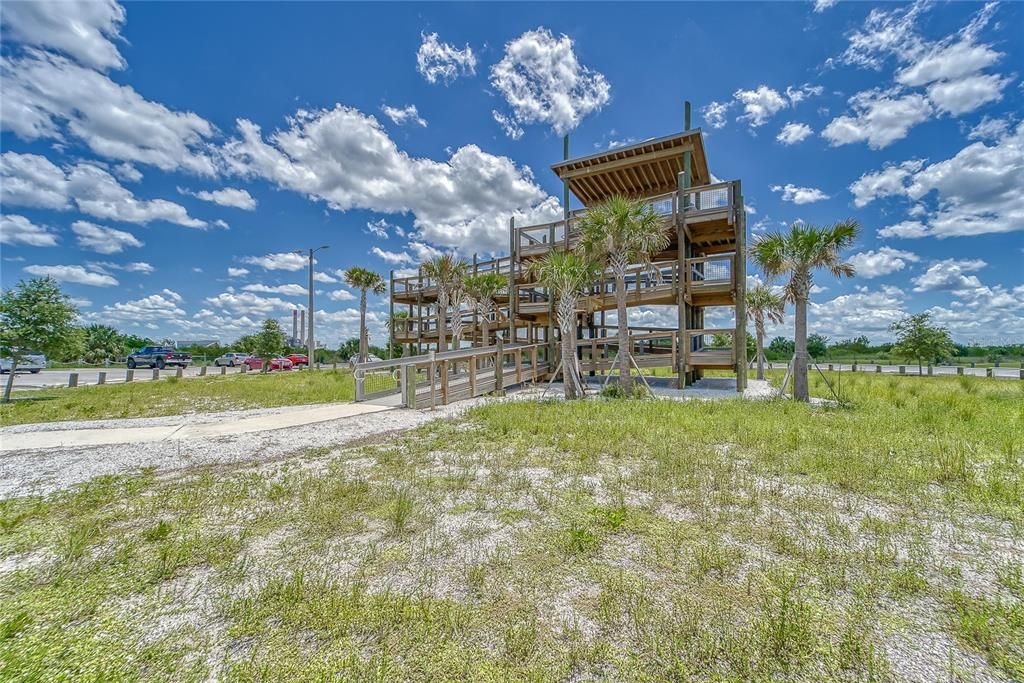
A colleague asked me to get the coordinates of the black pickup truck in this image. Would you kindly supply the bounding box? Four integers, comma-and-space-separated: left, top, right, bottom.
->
127, 346, 192, 369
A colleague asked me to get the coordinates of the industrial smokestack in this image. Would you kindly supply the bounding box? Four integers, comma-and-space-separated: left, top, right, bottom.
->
300, 309, 306, 345
292, 309, 298, 342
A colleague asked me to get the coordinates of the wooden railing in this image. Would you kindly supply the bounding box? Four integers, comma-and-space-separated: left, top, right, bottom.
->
354, 341, 550, 406
686, 328, 736, 366
686, 255, 734, 289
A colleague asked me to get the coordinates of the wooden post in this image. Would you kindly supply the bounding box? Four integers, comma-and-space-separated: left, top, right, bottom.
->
734, 183, 747, 392
509, 216, 517, 341
531, 346, 539, 381
469, 356, 477, 397
97, 371, 106, 385
957, 366, 964, 376
515, 349, 522, 383
199, 366, 207, 376
176, 367, 183, 379
899, 366, 905, 375
495, 337, 504, 395
429, 351, 436, 409
152, 368, 159, 380
126, 369, 134, 383
221, 365, 227, 375
440, 360, 449, 405
68, 372, 79, 388
927, 364, 933, 376
986, 367, 993, 378
875, 364, 882, 373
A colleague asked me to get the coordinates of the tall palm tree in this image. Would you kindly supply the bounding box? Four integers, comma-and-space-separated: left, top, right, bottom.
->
579, 195, 671, 392
745, 284, 786, 381
462, 272, 507, 347
421, 255, 467, 352
527, 251, 600, 400
750, 220, 859, 401
343, 267, 386, 363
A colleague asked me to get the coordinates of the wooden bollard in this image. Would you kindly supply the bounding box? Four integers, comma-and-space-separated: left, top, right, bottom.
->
1018, 368, 1023, 379
176, 367, 183, 378
827, 364, 833, 371
152, 368, 160, 380
126, 369, 134, 383
851, 363, 857, 372
221, 365, 227, 375
986, 367, 993, 378
875, 365, 882, 373
332, 361, 337, 371
97, 371, 106, 385
199, 366, 207, 376
495, 338, 504, 395
927, 364, 933, 376
899, 366, 905, 375
957, 367, 964, 376
68, 372, 78, 388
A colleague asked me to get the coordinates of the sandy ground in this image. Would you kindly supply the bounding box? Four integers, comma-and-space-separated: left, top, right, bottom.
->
0, 378, 775, 500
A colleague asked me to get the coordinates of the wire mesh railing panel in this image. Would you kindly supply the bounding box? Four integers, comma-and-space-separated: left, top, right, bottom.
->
361, 368, 401, 398
689, 258, 732, 284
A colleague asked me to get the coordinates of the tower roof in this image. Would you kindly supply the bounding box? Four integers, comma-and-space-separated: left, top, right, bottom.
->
550, 129, 710, 206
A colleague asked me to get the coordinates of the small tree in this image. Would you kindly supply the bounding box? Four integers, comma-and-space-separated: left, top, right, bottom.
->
0, 277, 78, 402
462, 272, 507, 347
768, 336, 794, 359
750, 220, 859, 401
579, 195, 671, 392
252, 319, 286, 372
343, 267, 386, 363
889, 313, 955, 373
527, 251, 600, 400
745, 284, 786, 380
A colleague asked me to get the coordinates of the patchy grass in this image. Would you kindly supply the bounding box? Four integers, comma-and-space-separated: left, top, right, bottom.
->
0, 370, 355, 426
0, 373, 1021, 679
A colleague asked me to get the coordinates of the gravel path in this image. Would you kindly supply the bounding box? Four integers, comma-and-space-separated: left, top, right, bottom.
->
0, 400, 488, 500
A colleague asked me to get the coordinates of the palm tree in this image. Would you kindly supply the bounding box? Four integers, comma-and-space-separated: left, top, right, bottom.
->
750, 220, 859, 401
82, 324, 126, 364
343, 267, 386, 363
745, 284, 786, 381
421, 255, 467, 352
579, 195, 671, 392
462, 272, 507, 347
527, 251, 601, 400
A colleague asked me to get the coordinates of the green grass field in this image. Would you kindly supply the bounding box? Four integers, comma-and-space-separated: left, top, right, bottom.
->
0, 370, 355, 426
1, 372, 1021, 680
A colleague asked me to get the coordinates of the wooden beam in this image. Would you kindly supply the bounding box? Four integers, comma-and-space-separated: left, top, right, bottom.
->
559, 144, 692, 180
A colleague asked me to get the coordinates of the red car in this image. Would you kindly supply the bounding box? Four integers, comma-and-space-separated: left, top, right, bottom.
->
243, 356, 293, 372
285, 353, 309, 367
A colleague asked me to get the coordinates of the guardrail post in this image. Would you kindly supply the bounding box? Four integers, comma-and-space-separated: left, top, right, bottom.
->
495, 338, 505, 396
126, 369, 134, 383
956, 367, 964, 376
152, 368, 160, 380
199, 366, 207, 376
97, 371, 106, 385
68, 372, 78, 388
176, 367, 183, 379
355, 367, 365, 402
986, 367, 993, 378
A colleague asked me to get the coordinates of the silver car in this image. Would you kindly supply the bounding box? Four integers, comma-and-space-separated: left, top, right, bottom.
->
214, 352, 251, 367
0, 352, 46, 374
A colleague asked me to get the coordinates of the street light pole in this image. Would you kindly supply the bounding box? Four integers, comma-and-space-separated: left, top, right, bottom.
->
300, 245, 329, 369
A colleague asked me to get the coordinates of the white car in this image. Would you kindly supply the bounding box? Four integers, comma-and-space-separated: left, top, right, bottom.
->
0, 352, 46, 374
349, 354, 384, 367
214, 352, 251, 367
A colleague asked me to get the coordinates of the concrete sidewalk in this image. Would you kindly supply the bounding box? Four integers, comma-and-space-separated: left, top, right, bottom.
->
0, 402, 393, 452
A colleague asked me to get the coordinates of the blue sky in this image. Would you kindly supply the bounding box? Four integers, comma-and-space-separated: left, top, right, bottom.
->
1, 0, 1021, 347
